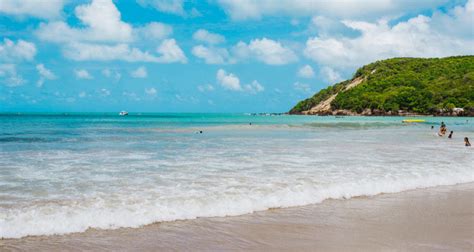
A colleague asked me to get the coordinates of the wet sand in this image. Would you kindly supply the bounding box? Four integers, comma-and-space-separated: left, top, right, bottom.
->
2, 183, 473, 251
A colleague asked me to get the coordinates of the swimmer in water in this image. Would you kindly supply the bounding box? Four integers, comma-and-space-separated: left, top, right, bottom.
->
465, 137, 471, 147
439, 122, 447, 136
448, 131, 453, 138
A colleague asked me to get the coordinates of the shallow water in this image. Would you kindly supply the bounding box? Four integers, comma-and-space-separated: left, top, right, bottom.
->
0, 113, 473, 238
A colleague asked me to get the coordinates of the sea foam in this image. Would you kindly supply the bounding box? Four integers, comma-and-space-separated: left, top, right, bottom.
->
1, 115, 473, 238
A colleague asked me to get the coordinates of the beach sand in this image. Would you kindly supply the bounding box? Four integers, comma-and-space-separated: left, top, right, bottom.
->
2, 183, 473, 251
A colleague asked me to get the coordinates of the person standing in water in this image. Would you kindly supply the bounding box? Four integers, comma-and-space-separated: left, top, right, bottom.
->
448, 131, 453, 138
439, 122, 447, 136
465, 137, 471, 146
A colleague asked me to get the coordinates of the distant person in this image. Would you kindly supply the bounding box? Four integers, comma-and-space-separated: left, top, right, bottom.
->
448, 131, 453, 139
431, 126, 434, 130
439, 122, 447, 136
465, 137, 471, 147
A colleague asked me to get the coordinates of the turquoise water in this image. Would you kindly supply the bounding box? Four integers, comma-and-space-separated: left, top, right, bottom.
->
1, 113, 473, 238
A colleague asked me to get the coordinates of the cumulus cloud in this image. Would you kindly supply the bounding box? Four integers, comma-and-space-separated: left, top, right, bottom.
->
233, 38, 297, 65
36, 64, 57, 87
123, 91, 140, 101
193, 29, 225, 44
216, 69, 264, 93
243, 80, 264, 93
156, 39, 187, 63
145, 87, 157, 96
102, 68, 121, 81
131, 66, 147, 78
63, 42, 186, 63
37, 0, 133, 43
78, 91, 87, 98
197, 84, 215, 92
0, 0, 65, 19
192, 45, 229, 64
304, 0, 474, 70
35, 0, 185, 63
297, 65, 315, 78
293, 82, 312, 93
216, 69, 241, 91
320, 66, 342, 84
0, 64, 26, 87
217, 0, 447, 20
63, 42, 157, 62
137, 0, 185, 16
0, 38, 36, 62
75, 69, 93, 79
136, 22, 173, 40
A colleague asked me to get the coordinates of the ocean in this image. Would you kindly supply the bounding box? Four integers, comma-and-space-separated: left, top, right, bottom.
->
0, 113, 473, 239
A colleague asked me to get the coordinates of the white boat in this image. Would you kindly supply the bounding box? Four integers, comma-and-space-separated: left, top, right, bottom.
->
119, 111, 128, 116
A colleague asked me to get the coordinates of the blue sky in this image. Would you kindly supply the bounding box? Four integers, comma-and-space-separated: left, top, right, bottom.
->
0, 0, 473, 112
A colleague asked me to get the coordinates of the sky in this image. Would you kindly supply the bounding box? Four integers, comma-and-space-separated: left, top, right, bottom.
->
0, 0, 473, 113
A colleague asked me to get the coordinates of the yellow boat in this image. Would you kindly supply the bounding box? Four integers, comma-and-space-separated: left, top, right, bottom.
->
402, 119, 426, 123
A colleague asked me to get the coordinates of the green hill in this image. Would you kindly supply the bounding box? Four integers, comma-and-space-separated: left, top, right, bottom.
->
290, 56, 474, 116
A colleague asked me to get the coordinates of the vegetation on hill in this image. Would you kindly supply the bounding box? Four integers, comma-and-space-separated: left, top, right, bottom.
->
290, 56, 474, 115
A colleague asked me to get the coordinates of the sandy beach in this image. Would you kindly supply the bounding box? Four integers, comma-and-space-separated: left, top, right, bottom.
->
2, 183, 473, 251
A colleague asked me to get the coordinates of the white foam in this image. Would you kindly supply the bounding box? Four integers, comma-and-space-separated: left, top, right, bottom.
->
1, 123, 473, 239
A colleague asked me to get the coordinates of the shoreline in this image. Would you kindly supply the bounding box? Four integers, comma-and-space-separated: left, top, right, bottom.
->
3, 182, 473, 251
287, 112, 474, 117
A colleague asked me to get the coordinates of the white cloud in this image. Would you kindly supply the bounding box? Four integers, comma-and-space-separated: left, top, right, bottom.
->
123, 91, 140, 101
136, 22, 172, 40
309, 15, 353, 37
293, 82, 312, 93
216, 69, 264, 93
320, 66, 342, 84
233, 38, 297, 65
63, 42, 158, 62
137, 0, 185, 16
145, 87, 157, 96
75, 69, 93, 79
304, 1, 474, 70
100, 88, 111, 96
216, 69, 242, 91
297, 65, 315, 78
243, 80, 264, 93
34, 0, 184, 64
174, 94, 199, 103
217, 0, 447, 20
193, 29, 225, 44
197, 84, 215, 92
192, 45, 229, 64
0, 64, 26, 87
36, 64, 57, 87
36, 0, 132, 43
78, 91, 87, 98
156, 39, 187, 63
62, 41, 187, 63
131, 66, 147, 78
0, 0, 65, 19
102, 68, 121, 81
0, 38, 36, 62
